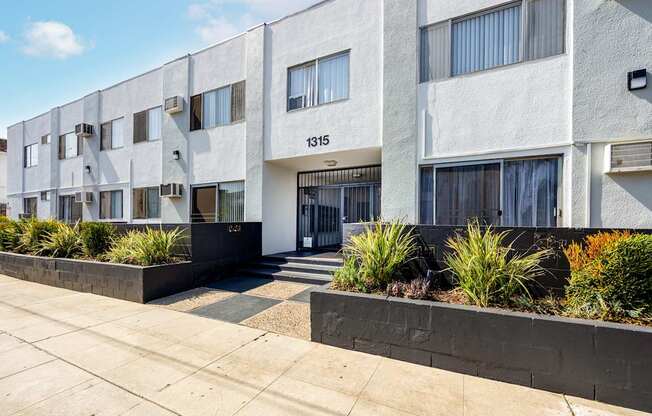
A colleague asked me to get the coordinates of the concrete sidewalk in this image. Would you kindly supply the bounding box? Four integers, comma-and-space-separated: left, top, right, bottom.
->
0, 275, 646, 416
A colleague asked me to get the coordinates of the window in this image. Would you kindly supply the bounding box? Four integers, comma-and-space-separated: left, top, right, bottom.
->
58, 132, 80, 159
99, 190, 123, 220
23, 197, 37, 217
419, 156, 561, 226
24, 143, 38, 168
0, 204, 6, 217
420, 0, 565, 82
190, 81, 245, 131
133, 187, 160, 219
133, 107, 161, 143
59, 195, 82, 224
100, 118, 124, 150
40, 191, 50, 201
41, 134, 51, 145
288, 51, 349, 111
503, 158, 560, 227
191, 181, 245, 223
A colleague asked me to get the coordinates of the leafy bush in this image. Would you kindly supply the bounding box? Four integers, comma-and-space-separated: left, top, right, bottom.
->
80, 222, 115, 258
444, 220, 552, 308
17, 218, 60, 254
0, 218, 22, 252
565, 234, 652, 321
38, 223, 83, 259
332, 219, 418, 293
106, 227, 184, 266
564, 230, 631, 274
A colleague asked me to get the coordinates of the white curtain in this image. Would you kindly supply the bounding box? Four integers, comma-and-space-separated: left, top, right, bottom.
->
503, 158, 558, 227
289, 64, 316, 109
452, 4, 521, 76
526, 0, 565, 61
111, 118, 124, 149
147, 107, 161, 140
420, 22, 450, 82
65, 133, 77, 158
111, 191, 123, 219
318, 53, 349, 104
218, 181, 244, 222
203, 90, 217, 129
215, 86, 231, 126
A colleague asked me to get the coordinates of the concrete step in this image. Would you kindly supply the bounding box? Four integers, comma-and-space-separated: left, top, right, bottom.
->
262, 254, 343, 268
249, 260, 338, 276
237, 267, 332, 286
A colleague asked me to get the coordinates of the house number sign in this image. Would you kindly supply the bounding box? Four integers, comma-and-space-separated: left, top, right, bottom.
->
306, 135, 330, 148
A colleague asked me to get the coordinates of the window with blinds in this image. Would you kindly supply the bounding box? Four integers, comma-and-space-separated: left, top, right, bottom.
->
133, 107, 161, 143
190, 181, 245, 223
287, 51, 349, 111
189, 80, 246, 131
24, 143, 38, 168
100, 118, 124, 151
99, 190, 123, 220
133, 187, 160, 219
420, 0, 565, 82
58, 132, 79, 160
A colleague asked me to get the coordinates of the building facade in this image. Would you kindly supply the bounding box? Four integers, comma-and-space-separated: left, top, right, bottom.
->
6, 0, 652, 255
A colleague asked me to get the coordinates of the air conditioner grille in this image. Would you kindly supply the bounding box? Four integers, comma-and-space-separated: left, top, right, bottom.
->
611, 141, 652, 169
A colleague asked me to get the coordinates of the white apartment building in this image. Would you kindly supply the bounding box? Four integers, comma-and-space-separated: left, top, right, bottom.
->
6, 0, 652, 255
0, 139, 7, 216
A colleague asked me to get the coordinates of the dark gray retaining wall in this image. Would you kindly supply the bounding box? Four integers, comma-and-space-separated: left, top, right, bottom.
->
311, 288, 652, 412
0, 252, 193, 303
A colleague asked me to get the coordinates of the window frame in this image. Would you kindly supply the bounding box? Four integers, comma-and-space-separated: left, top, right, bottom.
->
58, 132, 80, 160
100, 117, 125, 151
24, 143, 38, 168
133, 106, 162, 144
58, 194, 82, 224
418, 155, 563, 227
190, 181, 245, 223
419, 0, 565, 83
132, 186, 161, 220
286, 50, 351, 113
99, 190, 124, 221
189, 80, 246, 132
23, 197, 37, 217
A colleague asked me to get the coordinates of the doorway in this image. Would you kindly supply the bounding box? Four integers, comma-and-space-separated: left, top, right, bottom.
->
297, 166, 381, 250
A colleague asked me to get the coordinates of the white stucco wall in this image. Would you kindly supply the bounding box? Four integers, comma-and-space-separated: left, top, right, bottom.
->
263, 0, 382, 161
0, 149, 7, 209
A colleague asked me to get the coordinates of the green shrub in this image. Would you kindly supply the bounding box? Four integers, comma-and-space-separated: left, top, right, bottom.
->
0, 218, 22, 252
565, 234, 652, 321
106, 227, 184, 266
38, 223, 83, 259
17, 218, 60, 254
444, 220, 552, 308
80, 222, 115, 258
333, 219, 418, 293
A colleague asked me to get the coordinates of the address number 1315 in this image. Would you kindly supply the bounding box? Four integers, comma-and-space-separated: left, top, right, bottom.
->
306, 135, 330, 148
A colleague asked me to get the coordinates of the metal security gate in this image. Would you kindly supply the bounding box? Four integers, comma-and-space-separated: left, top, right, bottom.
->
297, 166, 381, 249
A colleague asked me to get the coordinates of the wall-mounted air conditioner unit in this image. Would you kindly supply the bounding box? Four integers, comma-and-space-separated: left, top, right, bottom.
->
164, 96, 184, 114
75, 123, 94, 138
604, 141, 652, 173
160, 183, 183, 198
75, 191, 93, 204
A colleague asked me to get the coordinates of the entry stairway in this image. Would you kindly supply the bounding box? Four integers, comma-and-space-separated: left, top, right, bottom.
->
237, 251, 343, 285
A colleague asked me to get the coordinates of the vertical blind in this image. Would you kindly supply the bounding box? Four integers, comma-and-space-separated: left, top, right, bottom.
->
218, 181, 245, 222
452, 4, 521, 76
203, 86, 231, 128
147, 107, 162, 141
503, 158, 559, 227
111, 118, 124, 148
420, 22, 450, 82
231, 81, 246, 122
419, 166, 434, 225
421, 0, 565, 82
318, 53, 349, 104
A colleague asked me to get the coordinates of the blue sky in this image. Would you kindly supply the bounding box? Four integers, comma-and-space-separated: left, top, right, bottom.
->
0, 0, 316, 138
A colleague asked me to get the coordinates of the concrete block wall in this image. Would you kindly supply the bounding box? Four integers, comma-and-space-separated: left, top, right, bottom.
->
311, 288, 652, 412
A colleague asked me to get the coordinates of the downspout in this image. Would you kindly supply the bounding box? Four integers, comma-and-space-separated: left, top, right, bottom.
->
585, 142, 592, 228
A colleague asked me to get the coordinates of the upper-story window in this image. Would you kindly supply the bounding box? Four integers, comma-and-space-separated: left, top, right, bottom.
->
288, 51, 350, 111
133, 106, 162, 143
100, 118, 124, 150
420, 0, 565, 82
190, 81, 246, 131
58, 132, 81, 160
24, 143, 38, 168
41, 134, 50, 145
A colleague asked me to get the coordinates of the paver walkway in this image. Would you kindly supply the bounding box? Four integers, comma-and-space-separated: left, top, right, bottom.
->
0, 274, 648, 416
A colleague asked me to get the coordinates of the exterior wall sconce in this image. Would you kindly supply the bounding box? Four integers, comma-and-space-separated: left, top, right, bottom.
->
173, 150, 181, 160
85, 165, 91, 174
324, 160, 337, 167
628, 69, 647, 91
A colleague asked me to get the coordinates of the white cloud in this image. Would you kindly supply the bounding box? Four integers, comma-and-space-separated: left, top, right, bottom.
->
22, 21, 85, 59
0, 31, 9, 43
188, 0, 317, 44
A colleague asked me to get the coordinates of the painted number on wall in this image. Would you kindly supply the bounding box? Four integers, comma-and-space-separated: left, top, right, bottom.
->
306, 135, 330, 148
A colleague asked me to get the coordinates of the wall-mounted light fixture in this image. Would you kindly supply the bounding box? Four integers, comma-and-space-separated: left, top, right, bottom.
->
173, 150, 181, 160
628, 69, 647, 91
324, 160, 337, 167
84, 165, 91, 174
